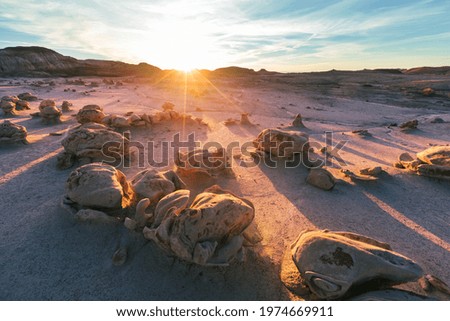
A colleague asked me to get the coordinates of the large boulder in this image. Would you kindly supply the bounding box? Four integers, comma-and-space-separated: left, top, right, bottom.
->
76, 104, 105, 124
40, 105, 62, 124
290, 230, 423, 299
57, 126, 129, 169
142, 185, 259, 266
0, 120, 28, 144
63, 163, 135, 213
253, 128, 309, 158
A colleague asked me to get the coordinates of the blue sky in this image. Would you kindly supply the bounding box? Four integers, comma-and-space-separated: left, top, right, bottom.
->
0, 0, 449, 71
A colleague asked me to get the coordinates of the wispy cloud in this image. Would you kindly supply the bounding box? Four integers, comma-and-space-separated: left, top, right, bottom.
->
0, 0, 449, 71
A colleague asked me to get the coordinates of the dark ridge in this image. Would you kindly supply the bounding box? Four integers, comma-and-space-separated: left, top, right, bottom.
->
0, 46, 161, 77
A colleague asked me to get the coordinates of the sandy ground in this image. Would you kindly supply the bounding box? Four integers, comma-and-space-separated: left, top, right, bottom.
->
0, 71, 449, 300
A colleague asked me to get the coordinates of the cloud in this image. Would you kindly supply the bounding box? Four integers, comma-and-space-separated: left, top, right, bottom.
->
0, 0, 449, 71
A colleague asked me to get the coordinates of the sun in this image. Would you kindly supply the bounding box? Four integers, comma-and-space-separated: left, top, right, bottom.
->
179, 62, 195, 73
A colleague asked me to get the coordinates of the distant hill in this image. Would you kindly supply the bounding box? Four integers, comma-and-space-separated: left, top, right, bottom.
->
0, 46, 161, 77
1, 46, 449, 77
403, 66, 450, 75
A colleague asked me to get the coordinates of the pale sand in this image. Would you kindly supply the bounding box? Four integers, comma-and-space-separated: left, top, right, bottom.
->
0, 71, 449, 300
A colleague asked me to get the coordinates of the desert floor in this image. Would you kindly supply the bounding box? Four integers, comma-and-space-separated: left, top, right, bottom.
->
0, 70, 449, 300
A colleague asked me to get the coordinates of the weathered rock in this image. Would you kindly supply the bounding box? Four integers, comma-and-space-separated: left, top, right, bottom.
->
399, 119, 418, 131
253, 128, 309, 158
76, 104, 105, 124
131, 169, 186, 202
422, 87, 435, 96
162, 101, 174, 111
351, 129, 371, 137
395, 146, 450, 179
306, 168, 335, 190
290, 230, 424, 299
359, 166, 383, 176
292, 113, 305, 127
430, 117, 444, 124
17, 92, 38, 101
416, 145, 450, 166
1, 95, 19, 103
61, 100, 73, 112
40, 105, 62, 124
240, 113, 252, 125
15, 100, 30, 110
153, 189, 191, 227
1, 100, 16, 116
175, 148, 233, 177
0, 120, 28, 144
128, 113, 141, 124
112, 248, 127, 266
39, 99, 56, 111
142, 185, 258, 266
64, 163, 135, 212
418, 274, 450, 299
103, 114, 130, 128
58, 127, 129, 169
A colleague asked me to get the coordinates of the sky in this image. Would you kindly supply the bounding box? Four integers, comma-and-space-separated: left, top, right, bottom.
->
0, 0, 449, 72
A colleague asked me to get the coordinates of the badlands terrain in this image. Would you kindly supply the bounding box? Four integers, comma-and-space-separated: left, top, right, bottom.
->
0, 68, 449, 300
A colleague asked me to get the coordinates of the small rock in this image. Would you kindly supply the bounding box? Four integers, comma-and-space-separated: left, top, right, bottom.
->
240, 113, 252, 125
431, 117, 444, 124
351, 129, 371, 137
61, 101, 73, 112
422, 87, 435, 96
399, 119, 418, 130
306, 168, 335, 190
359, 166, 383, 176
292, 113, 305, 127
112, 248, 127, 266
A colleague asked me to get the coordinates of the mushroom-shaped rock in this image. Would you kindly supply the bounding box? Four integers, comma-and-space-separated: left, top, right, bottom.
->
254, 128, 309, 158
131, 169, 186, 202
18, 92, 38, 101
290, 230, 424, 300
15, 100, 31, 110
57, 127, 129, 169
39, 99, 56, 111
76, 105, 105, 124
0, 120, 28, 144
40, 105, 62, 124
143, 185, 257, 266
63, 163, 135, 216
306, 168, 335, 190
175, 148, 233, 177
1, 100, 16, 116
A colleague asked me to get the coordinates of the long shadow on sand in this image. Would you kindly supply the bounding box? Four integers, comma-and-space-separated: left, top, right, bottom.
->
254, 158, 450, 284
